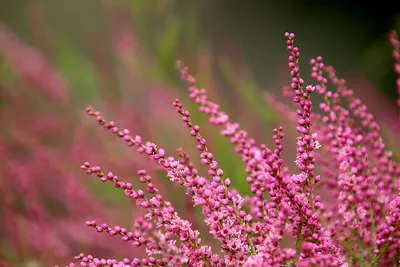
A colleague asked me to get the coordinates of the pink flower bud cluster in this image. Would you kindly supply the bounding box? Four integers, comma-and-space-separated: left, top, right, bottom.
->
67, 32, 400, 266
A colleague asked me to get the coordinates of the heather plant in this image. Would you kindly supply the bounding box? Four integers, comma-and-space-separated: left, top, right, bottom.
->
64, 31, 400, 267
1, 3, 398, 267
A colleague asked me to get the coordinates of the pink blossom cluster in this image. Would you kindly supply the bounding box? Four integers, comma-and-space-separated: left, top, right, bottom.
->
66, 32, 400, 266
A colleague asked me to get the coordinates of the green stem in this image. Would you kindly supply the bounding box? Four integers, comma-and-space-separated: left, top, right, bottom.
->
295, 224, 303, 257
369, 241, 391, 267
369, 223, 399, 266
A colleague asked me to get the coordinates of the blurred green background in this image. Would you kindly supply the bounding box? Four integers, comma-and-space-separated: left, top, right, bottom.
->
0, 1, 399, 266
2, 1, 400, 97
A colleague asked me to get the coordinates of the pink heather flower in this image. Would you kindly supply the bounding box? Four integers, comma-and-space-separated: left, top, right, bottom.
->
291, 172, 308, 184
66, 31, 400, 267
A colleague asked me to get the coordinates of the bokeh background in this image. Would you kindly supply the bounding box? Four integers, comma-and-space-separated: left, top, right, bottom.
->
0, 1, 399, 266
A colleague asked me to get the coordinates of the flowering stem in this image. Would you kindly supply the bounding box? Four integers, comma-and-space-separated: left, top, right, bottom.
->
223, 180, 257, 256
369, 223, 400, 266
174, 100, 257, 256
369, 241, 391, 267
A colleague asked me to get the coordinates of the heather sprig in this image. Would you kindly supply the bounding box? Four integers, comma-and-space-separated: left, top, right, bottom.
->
308, 53, 400, 265
66, 32, 400, 266
80, 163, 206, 266
83, 105, 255, 265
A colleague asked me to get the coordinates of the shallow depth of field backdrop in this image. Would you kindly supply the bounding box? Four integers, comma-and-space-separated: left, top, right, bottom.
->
0, 0, 399, 266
